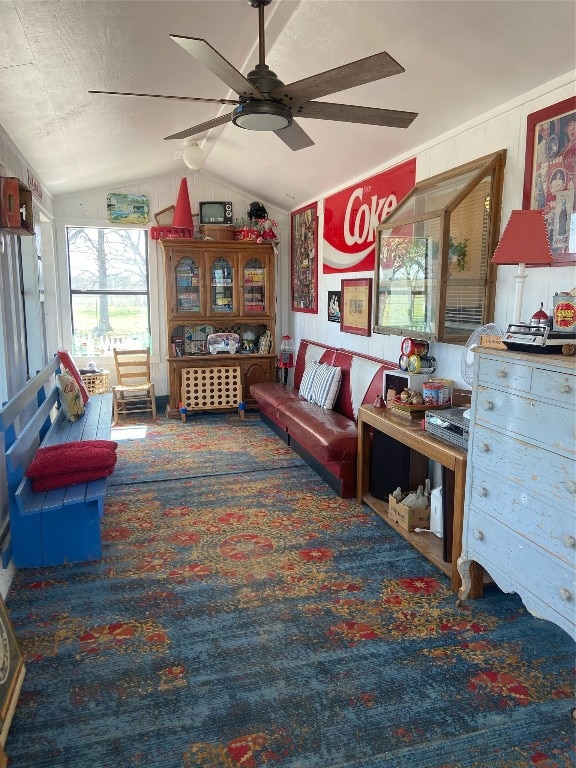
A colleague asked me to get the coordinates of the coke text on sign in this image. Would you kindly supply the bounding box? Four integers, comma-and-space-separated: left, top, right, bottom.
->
323, 158, 416, 273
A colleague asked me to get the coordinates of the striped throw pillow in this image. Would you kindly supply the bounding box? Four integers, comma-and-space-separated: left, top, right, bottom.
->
299, 360, 319, 401
311, 364, 342, 410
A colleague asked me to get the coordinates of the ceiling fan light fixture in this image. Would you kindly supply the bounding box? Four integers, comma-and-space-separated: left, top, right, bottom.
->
182, 140, 205, 170
232, 101, 292, 131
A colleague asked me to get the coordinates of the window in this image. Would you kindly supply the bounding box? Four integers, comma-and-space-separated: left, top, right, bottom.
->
67, 227, 150, 356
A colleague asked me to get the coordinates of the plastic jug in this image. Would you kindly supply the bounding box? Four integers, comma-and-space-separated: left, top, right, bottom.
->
430, 486, 443, 538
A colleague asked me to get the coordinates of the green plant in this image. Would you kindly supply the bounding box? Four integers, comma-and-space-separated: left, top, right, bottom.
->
449, 236, 469, 272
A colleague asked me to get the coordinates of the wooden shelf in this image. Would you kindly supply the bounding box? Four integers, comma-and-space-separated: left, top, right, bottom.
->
357, 404, 484, 597
363, 492, 450, 578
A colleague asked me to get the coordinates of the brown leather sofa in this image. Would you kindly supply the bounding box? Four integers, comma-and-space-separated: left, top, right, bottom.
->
250, 339, 396, 498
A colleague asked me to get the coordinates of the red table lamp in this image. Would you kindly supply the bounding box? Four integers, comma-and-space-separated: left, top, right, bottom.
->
491, 210, 553, 324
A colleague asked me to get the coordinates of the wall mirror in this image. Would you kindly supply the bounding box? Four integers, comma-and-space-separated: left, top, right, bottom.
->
374, 150, 506, 343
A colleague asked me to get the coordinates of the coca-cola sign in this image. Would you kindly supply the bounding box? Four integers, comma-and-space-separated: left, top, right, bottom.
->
323, 158, 416, 273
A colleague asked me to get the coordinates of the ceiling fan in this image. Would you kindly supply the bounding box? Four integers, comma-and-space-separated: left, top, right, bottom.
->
89, 0, 418, 151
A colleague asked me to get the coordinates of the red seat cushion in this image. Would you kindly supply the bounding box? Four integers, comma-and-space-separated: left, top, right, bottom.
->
26, 440, 118, 485
30, 463, 117, 492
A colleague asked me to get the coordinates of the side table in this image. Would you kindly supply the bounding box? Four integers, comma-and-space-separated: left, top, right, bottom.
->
357, 404, 483, 597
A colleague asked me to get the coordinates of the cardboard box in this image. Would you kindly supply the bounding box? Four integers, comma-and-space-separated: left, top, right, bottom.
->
388, 495, 430, 532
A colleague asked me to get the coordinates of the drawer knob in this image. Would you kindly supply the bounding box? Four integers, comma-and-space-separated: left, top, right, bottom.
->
566, 480, 576, 495
560, 588, 572, 602
480, 442, 490, 453
560, 383, 571, 394
482, 400, 494, 411
563, 534, 576, 549
473, 529, 484, 541
478, 486, 488, 497
497, 369, 507, 378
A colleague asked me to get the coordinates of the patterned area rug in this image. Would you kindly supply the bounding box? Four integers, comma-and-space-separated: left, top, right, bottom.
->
108, 412, 305, 485
5, 414, 575, 768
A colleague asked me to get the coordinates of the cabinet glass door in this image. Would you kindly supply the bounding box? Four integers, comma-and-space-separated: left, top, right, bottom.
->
209, 256, 235, 314
175, 256, 202, 314
241, 257, 267, 315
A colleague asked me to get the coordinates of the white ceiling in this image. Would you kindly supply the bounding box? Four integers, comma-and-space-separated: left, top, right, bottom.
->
0, 0, 574, 212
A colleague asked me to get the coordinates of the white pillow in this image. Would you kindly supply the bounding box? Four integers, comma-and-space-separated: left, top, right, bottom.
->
299, 360, 319, 401
311, 364, 342, 410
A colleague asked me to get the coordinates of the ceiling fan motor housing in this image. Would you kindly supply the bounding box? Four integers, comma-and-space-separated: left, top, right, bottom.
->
233, 63, 293, 131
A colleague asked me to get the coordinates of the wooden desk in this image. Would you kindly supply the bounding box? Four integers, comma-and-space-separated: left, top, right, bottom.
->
357, 404, 483, 597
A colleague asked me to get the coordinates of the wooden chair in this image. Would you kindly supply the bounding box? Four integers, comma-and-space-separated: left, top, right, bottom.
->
112, 349, 156, 424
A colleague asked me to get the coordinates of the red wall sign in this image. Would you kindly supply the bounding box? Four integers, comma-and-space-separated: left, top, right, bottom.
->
322, 158, 416, 274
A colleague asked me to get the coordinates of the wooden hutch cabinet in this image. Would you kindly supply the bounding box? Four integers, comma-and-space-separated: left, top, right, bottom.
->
161, 239, 276, 417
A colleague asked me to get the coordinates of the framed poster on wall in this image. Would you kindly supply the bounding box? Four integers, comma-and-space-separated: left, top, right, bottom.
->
522, 97, 576, 264
291, 202, 318, 313
341, 278, 372, 336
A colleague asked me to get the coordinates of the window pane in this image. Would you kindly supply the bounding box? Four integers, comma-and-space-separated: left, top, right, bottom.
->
68, 227, 148, 291
375, 221, 440, 336
71, 294, 150, 355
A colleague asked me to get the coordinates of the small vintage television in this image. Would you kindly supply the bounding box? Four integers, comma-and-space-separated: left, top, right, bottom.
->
199, 201, 233, 225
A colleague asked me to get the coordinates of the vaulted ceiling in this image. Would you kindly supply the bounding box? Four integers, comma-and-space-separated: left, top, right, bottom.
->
0, 0, 574, 211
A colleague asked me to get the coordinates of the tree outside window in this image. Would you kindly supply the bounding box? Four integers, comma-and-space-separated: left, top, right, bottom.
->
67, 227, 150, 356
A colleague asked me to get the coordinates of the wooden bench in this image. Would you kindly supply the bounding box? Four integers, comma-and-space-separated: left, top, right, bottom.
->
0, 357, 113, 568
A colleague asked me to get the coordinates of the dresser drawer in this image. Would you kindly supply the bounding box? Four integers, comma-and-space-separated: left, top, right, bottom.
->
471, 424, 576, 506
467, 464, 576, 565
475, 386, 575, 455
531, 366, 575, 406
477, 355, 532, 392
464, 506, 576, 631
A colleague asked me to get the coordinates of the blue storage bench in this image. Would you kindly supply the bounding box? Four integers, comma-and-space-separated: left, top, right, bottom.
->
0, 357, 114, 568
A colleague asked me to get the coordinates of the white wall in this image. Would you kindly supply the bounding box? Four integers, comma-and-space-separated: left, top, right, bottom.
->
292, 72, 576, 390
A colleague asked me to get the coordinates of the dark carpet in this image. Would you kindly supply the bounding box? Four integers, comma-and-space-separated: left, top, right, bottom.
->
5, 413, 575, 768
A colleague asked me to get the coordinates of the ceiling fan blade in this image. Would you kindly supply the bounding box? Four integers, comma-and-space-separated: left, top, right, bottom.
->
271, 52, 405, 106
164, 113, 232, 141
274, 120, 315, 151
170, 35, 265, 100
296, 101, 418, 129
89, 90, 240, 106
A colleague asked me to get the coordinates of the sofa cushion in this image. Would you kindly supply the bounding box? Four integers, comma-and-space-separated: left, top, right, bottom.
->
277, 400, 358, 463
311, 364, 342, 410
249, 382, 302, 410
294, 341, 337, 389
299, 360, 320, 401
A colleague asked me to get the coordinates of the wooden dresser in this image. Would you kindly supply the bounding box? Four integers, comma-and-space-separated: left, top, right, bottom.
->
458, 348, 576, 640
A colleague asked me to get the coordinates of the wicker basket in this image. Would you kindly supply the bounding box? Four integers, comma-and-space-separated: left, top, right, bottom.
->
81, 369, 110, 395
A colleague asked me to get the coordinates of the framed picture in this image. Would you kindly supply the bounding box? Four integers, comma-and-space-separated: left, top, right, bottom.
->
107, 192, 150, 225
327, 290, 341, 323
522, 97, 576, 264
341, 278, 372, 336
0, 595, 25, 749
291, 202, 318, 313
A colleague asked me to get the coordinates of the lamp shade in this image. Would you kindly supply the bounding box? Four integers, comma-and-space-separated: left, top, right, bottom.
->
492, 209, 553, 266
182, 140, 205, 171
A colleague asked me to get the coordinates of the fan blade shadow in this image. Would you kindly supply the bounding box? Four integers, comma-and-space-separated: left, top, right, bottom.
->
272, 51, 405, 105
170, 36, 265, 100
296, 101, 417, 128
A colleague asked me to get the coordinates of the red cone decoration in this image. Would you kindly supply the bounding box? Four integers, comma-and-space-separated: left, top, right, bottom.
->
151, 177, 194, 240
173, 178, 194, 230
